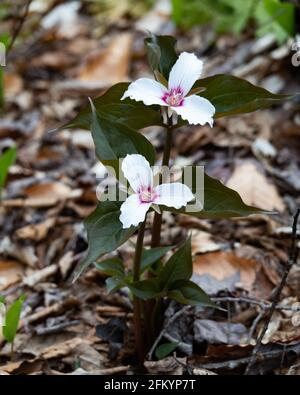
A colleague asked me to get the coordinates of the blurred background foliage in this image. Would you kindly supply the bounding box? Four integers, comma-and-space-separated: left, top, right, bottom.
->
0, 0, 298, 109
84, 0, 298, 43
172, 0, 296, 43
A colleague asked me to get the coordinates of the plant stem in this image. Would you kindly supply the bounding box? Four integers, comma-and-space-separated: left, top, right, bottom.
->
145, 125, 174, 344
0, 67, 4, 110
10, 342, 14, 360
132, 219, 146, 362
151, 126, 173, 247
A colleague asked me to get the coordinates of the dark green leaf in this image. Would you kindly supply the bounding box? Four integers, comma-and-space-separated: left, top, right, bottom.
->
0, 295, 5, 304
144, 34, 178, 79
63, 83, 162, 131
168, 280, 216, 307
196, 74, 293, 118
73, 202, 136, 281
158, 238, 192, 290
90, 100, 155, 173
140, 245, 174, 273
155, 342, 179, 359
3, 295, 26, 344
128, 279, 162, 300
201, 173, 263, 217
165, 170, 265, 219
95, 257, 124, 277
0, 146, 16, 191
105, 276, 125, 294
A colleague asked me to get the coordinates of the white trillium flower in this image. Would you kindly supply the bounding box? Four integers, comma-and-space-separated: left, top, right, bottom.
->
119, 154, 194, 228
121, 52, 215, 127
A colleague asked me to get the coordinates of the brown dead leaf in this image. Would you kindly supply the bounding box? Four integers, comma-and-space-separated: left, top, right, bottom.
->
177, 126, 212, 153
23, 264, 58, 287
78, 33, 132, 84
0, 359, 44, 375
287, 266, 300, 298
30, 51, 75, 70
192, 231, 221, 254
0, 237, 38, 267
4, 72, 24, 98
41, 337, 87, 359
63, 342, 105, 371
23, 182, 71, 200
226, 162, 285, 212
144, 357, 186, 375
58, 251, 74, 279
16, 218, 56, 241
193, 251, 260, 294
23, 296, 79, 325
11, 333, 74, 358
0, 260, 24, 291
258, 298, 300, 344
67, 201, 95, 218
194, 320, 249, 345
3, 182, 82, 207
0, 361, 24, 374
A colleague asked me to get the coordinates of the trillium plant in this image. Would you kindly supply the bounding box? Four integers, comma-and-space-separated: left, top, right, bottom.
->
63, 34, 292, 362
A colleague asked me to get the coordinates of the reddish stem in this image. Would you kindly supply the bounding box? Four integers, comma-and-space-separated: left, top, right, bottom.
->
132, 219, 146, 362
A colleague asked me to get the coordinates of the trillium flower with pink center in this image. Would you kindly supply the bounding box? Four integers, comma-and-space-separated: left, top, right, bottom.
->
119, 154, 194, 228
121, 52, 215, 127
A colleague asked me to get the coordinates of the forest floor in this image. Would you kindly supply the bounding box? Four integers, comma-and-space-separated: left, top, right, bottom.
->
1, 0, 300, 375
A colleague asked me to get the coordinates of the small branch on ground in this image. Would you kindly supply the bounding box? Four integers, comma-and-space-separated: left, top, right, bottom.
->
244, 208, 300, 375
6, 0, 33, 54
212, 296, 300, 312
198, 342, 300, 373
147, 305, 192, 360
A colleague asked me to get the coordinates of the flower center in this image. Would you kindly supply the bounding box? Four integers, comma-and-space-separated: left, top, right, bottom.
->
162, 87, 184, 107
139, 186, 156, 203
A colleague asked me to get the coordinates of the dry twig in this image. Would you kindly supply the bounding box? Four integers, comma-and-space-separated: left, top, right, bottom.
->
244, 209, 300, 375
7, 0, 33, 54
147, 305, 192, 360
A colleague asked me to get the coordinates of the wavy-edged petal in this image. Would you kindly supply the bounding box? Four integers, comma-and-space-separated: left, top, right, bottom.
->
172, 95, 215, 127
154, 183, 194, 209
168, 52, 203, 96
119, 194, 151, 228
121, 154, 153, 193
121, 78, 168, 106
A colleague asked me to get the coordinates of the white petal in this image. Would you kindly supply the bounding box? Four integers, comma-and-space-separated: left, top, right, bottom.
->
122, 154, 153, 193
168, 52, 203, 96
172, 95, 215, 127
120, 194, 151, 228
154, 183, 194, 209
121, 78, 168, 106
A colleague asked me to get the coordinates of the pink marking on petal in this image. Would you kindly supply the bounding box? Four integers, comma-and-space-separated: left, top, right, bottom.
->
161, 86, 184, 107
138, 186, 157, 203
